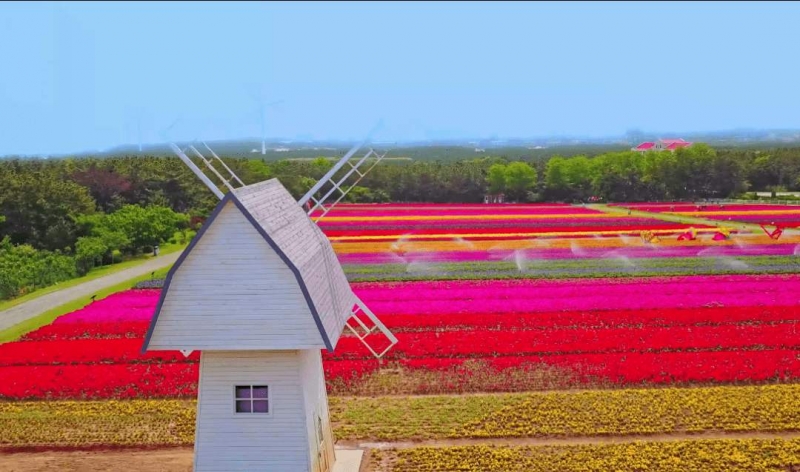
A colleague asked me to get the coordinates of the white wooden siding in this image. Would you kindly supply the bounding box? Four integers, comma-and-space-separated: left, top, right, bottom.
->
194, 351, 310, 472
299, 349, 335, 472
148, 201, 325, 350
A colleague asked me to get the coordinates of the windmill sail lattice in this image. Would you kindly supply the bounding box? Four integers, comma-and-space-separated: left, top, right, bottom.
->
169, 130, 397, 360
298, 122, 388, 222
299, 147, 388, 222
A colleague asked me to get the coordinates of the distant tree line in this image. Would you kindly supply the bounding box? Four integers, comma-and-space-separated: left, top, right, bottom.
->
0, 160, 191, 299
2, 143, 800, 298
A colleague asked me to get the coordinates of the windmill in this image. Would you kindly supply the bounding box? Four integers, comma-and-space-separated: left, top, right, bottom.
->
168, 122, 397, 359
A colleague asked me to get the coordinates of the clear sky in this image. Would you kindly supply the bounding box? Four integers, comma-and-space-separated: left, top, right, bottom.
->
2, 1, 800, 155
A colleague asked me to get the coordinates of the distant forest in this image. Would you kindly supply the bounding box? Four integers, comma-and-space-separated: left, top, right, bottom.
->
2, 143, 800, 299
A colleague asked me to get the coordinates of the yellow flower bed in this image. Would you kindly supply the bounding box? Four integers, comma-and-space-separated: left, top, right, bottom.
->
330, 394, 527, 441
456, 384, 800, 438
322, 213, 619, 222
333, 384, 800, 441
673, 209, 800, 217
390, 439, 800, 472
332, 233, 800, 253
328, 228, 724, 242
0, 400, 195, 447
2, 385, 799, 447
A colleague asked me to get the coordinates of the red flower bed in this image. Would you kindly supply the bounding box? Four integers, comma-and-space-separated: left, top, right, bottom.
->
379, 306, 800, 331
2, 273, 800, 399
325, 348, 800, 391
0, 338, 198, 366
327, 323, 800, 361
4, 348, 799, 399
0, 363, 199, 400
19, 322, 148, 341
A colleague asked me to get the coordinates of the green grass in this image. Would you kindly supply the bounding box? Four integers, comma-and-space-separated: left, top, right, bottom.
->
591, 203, 763, 233
0, 239, 187, 313
0, 266, 172, 344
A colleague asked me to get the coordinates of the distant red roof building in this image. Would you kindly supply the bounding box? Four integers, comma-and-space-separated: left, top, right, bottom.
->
633, 138, 693, 153
666, 141, 692, 150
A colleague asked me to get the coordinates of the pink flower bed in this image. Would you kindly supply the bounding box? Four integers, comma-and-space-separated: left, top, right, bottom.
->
352, 275, 800, 314
338, 243, 797, 264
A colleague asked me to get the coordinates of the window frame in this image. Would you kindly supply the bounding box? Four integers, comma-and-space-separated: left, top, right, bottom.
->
232, 385, 272, 417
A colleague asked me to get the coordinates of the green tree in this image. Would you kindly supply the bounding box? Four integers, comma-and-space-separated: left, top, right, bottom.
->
83, 205, 188, 254
0, 236, 77, 300
504, 161, 538, 201
75, 237, 108, 275
0, 167, 96, 251
486, 163, 507, 194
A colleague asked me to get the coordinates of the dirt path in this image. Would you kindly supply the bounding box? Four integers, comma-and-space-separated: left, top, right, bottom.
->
3, 431, 800, 471
0, 252, 180, 333
0, 447, 193, 472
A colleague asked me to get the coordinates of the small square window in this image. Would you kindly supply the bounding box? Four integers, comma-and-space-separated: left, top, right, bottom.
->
235, 400, 252, 413
235, 385, 269, 414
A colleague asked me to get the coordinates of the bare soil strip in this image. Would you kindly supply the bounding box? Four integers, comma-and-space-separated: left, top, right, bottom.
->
4, 431, 800, 471
0, 447, 193, 472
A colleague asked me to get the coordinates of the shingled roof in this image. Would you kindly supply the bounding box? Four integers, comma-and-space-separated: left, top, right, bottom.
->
232, 180, 357, 346
141, 179, 357, 352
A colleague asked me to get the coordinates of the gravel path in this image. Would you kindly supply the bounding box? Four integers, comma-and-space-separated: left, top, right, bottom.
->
0, 252, 181, 332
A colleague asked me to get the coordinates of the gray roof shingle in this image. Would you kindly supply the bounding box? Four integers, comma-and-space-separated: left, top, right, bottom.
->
232, 179, 356, 349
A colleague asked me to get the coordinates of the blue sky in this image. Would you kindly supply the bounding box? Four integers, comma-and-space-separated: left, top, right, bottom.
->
1, 1, 800, 155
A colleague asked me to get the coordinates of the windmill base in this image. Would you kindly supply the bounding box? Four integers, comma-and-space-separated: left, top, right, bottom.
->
332, 447, 364, 472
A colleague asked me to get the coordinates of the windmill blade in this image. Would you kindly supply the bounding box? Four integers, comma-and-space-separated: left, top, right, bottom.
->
203, 141, 245, 187
188, 145, 237, 193
297, 120, 384, 212
346, 297, 399, 359
312, 148, 389, 222
169, 143, 224, 200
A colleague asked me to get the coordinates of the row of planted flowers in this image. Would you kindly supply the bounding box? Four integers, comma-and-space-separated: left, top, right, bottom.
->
5, 348, 800, 399
3, 384, 799, 447
385, 439, 800, 472
2, 274, 800, 399
3, 320, 798, 366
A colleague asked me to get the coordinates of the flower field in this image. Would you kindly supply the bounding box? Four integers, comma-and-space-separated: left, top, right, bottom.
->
613, 202, 800, 228
4, 384, 800, 448
2, 202, 800, 471
315, 204, 720, 241
382, 440, 800, 472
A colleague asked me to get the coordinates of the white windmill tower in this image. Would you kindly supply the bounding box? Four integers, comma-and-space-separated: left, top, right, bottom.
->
142, 125, 395, 472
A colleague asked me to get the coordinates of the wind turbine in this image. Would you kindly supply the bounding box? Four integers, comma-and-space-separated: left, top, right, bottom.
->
258, 99, 284, 155
248, 86, 284, 155
137, 115, 143, 153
